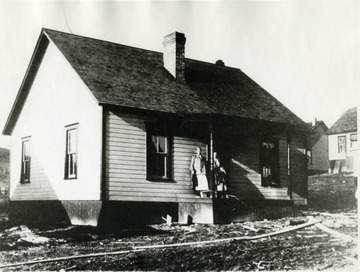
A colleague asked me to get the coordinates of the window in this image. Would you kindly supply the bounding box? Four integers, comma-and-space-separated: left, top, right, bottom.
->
65, 124, 78, 179
350, 133, 357, 149
338, 136, 346, 153
307, 149, 312, 164
20, 137, 31, 183
147, 132, 170, 180
260, 139, 280, 187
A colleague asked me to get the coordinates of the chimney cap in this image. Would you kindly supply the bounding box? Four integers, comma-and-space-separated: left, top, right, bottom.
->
163, 31, 186, 81
216, 60, 225, 66
163, 32, 186, 45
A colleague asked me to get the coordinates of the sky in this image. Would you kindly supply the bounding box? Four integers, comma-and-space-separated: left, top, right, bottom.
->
0, 0, 359, 149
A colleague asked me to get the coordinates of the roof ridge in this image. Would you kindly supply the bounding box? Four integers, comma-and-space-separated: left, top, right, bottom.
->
44, 28, 245, 72
185, 58, 241, 71
43, 28, 164, 56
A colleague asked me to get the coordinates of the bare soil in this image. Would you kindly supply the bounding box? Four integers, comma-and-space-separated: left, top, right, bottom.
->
0, 208, 358, 271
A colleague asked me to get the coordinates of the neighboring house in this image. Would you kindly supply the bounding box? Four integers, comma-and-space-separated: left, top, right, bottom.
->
2, 29, 310, 226
306, 120, 329, 175
327, 107, 358, 173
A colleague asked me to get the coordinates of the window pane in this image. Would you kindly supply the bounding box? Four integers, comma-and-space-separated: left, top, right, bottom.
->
157, 154, 166, 177
65, 125, 78, 178
69, 154, 77, 176
21, 139, 31, 182
149, 136, 157, 153
158, 136, 166, 153
68, 129, 77, 153
148, 153, 157, 177
23, 141, 30, 161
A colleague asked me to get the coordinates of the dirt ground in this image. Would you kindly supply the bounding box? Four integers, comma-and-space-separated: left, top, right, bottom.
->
0, 208, 358, 271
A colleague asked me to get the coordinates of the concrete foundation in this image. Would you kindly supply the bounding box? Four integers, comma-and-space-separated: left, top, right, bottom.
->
178, 198, 214, 224
61, 200, 102, 226
9, 198, 296, 227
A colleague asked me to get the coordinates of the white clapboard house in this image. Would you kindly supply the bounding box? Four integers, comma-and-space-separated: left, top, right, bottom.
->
3, 29, 310, 226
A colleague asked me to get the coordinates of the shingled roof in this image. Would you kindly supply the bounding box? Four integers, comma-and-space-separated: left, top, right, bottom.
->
327, 107, 357, 135
3, 28, 309, 135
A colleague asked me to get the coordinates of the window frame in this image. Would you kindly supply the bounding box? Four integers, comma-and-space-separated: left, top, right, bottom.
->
146, 125, 171, 181
350, 133, 357, 149
338, 135, 346, 153
20, 136, 31, 184
64, 124, 79, 180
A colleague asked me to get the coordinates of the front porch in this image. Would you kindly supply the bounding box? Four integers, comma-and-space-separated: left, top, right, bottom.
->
183, 114, 307, 202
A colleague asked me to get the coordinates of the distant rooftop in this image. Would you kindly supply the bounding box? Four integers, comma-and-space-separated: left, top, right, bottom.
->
327, 107, 357, 135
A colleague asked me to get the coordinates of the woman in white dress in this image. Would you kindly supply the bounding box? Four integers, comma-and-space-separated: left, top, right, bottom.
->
190, 147, 209, 196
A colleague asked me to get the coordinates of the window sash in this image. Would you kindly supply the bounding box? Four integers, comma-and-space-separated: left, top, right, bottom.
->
147, 134, 169, 180
338, 136, 346, 153
66, 153, 77, 178
21, 139, 31, 183
67, 128, 77, 154
65, 125, 78, 179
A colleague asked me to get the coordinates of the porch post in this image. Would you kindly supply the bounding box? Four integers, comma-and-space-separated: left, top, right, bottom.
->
209, 116, 214, 193
287, 136, 293, 199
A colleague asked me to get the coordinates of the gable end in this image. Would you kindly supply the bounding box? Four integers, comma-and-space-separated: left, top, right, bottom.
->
2, 30, 49, 135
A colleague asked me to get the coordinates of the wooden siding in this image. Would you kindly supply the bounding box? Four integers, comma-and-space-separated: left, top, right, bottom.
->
105, 111, 307, 204
11, 153, 58, 201
308, 134, 329, 172
290, 137, 308, 204
105, 111, 207, 202
279, 137, 290, 188
227, 137, 289, 200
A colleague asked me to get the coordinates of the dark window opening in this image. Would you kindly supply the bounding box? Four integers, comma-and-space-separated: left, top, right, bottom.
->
260, 139, 280, 187
147, 126, 171, 181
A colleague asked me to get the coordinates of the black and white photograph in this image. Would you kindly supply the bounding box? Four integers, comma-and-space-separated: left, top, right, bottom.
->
0, 0, 358, 271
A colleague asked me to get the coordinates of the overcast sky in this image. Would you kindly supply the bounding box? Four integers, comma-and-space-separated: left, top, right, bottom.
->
0, 0, 359, 148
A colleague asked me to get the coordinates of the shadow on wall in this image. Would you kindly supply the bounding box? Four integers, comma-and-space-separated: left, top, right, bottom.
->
10, 200, 179, 229
292, 147, 308, 199
229, 158, 265, 199
9, 153, 69, 227
97, 201, 179, 229
11, 153, 58, 201
10, 153, 102, 227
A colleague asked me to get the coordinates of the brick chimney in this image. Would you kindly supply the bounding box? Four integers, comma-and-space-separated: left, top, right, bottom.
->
163, 32, 186, 81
